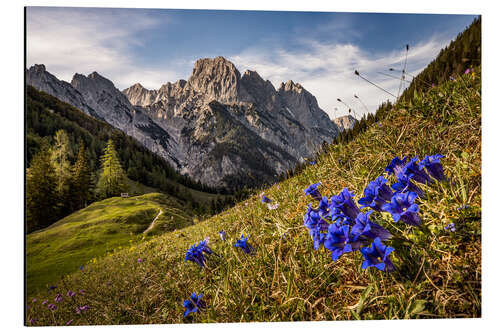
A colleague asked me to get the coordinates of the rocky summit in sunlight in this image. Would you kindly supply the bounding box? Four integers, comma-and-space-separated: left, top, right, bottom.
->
333, 115, 357, 132
27, 57, 342, 189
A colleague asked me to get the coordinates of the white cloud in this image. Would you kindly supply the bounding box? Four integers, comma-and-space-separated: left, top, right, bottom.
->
26, 7, 180, 90
229, 37, 450, 120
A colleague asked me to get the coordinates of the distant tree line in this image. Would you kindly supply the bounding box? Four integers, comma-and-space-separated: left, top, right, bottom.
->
400, 16, 481, 102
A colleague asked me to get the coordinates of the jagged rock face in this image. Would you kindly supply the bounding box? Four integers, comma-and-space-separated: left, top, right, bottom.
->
25, 65, 101, 119
333, 115, 357, 132
26, 65, 181, 170
26, 57, 342, 190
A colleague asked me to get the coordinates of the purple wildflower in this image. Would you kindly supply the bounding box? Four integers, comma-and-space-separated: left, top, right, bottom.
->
55, 294, 63, 303
42, 300, 48, 305
402, 157, 432, 184
261, 195, 273, 203
391, 172, 425, 197
79, 289, 85, 295
185, 238, 213, 267
330, 188, 361, 221
267, 203, 280, 210
324, 223, 361, 261
304, 182, 322, 201
419, 154, 445, 181
234, 234, 254, 254
465, 68, 471, 75
385, 156, 408, 176
66, 290, 76, 297
29, 318, 37, 324
76, 305, 90, 314
66, 319, 74, 325
183, 292, 205, 317
137, 258, 143, 263
444, 223, 456, 232
360, 237, 395, 272
32, 298, 37, 303
48, 303, 57, 311
351, 211, 392, 241
358, 176, 393, 211
382, 192, 421, 226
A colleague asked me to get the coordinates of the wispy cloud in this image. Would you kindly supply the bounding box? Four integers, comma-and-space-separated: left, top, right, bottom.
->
26, 7, 180, 89
229, 36, 450, 119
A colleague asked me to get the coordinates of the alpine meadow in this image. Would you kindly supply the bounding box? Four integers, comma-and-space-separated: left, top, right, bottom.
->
24, 9, 481, 326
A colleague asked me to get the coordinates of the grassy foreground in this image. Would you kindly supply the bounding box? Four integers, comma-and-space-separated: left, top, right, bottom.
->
26, 71, 481, 325
26, 193, 193, 297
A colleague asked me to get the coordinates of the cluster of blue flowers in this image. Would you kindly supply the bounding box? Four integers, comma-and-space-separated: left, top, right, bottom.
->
184, 239, 213, 267
303, 154, 445, 272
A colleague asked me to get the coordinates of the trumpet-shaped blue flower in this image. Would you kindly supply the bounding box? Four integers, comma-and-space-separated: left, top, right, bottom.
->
385, 156, 408, 176
234, 234, 254, 254
402, 157, 432, 184
391, 172, 424, 197
330, 188, 361, 221
304, 182, 322, 201
185, 239, 213, 267
183, 292, 205, 317
382, 192, 421, 226
261, 195, 272, 203
351, 211, 392, 241
360, 237, 395, 272
358, 176, 393, 211
318, 196, 330, 217
324, 223, 362, 261
419, 154, 445, 181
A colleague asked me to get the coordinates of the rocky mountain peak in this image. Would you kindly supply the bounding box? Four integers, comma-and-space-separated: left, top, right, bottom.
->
333, 115, 357, 132
188, 56, 242, 103
279, 80, 304, 94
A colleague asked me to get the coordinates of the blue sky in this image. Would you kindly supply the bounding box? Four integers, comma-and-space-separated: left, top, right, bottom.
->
26, 7, 477, 119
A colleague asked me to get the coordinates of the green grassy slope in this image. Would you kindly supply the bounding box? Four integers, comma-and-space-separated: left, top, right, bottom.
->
26, 193, 193, 297
26, 71, 481, 325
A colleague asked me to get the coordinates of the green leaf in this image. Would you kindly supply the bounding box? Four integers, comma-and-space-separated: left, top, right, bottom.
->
408, 299, 426, 316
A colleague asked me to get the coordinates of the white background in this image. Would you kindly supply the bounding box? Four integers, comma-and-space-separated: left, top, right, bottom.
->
1, 0, 498, 332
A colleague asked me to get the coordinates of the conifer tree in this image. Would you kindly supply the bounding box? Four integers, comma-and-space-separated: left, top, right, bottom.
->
71, 142, 93, 210
96, 139, 129, 198
26, 146, 58, 232
50, 129, 72, 195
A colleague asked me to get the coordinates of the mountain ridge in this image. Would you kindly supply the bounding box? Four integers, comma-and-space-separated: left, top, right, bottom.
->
27, 56, 341, 189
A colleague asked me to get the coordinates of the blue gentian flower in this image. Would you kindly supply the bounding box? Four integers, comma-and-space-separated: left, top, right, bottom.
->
185, 239, 213, 267
351, 211, 392, 241
303, 204, 330, 249
234, 234, 254, 254
218, 230, 226, 241
330, 188, 361, 221
419, 154, 445, 181
391, 172, 425, 197
303, 204, 329, 232
261, 195, 273, 203
304, 182, 322, 201
444, 223, 456, 232
382, 192, 421, 226
309, 161, 317, 165
318, 196, 330, 217
402, 157, 432, 184
360, 237, 395, 272
183, 292, 205, 317
324, 223, 361, 261
358, 176, 393, 211
385, 156, 408, 176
